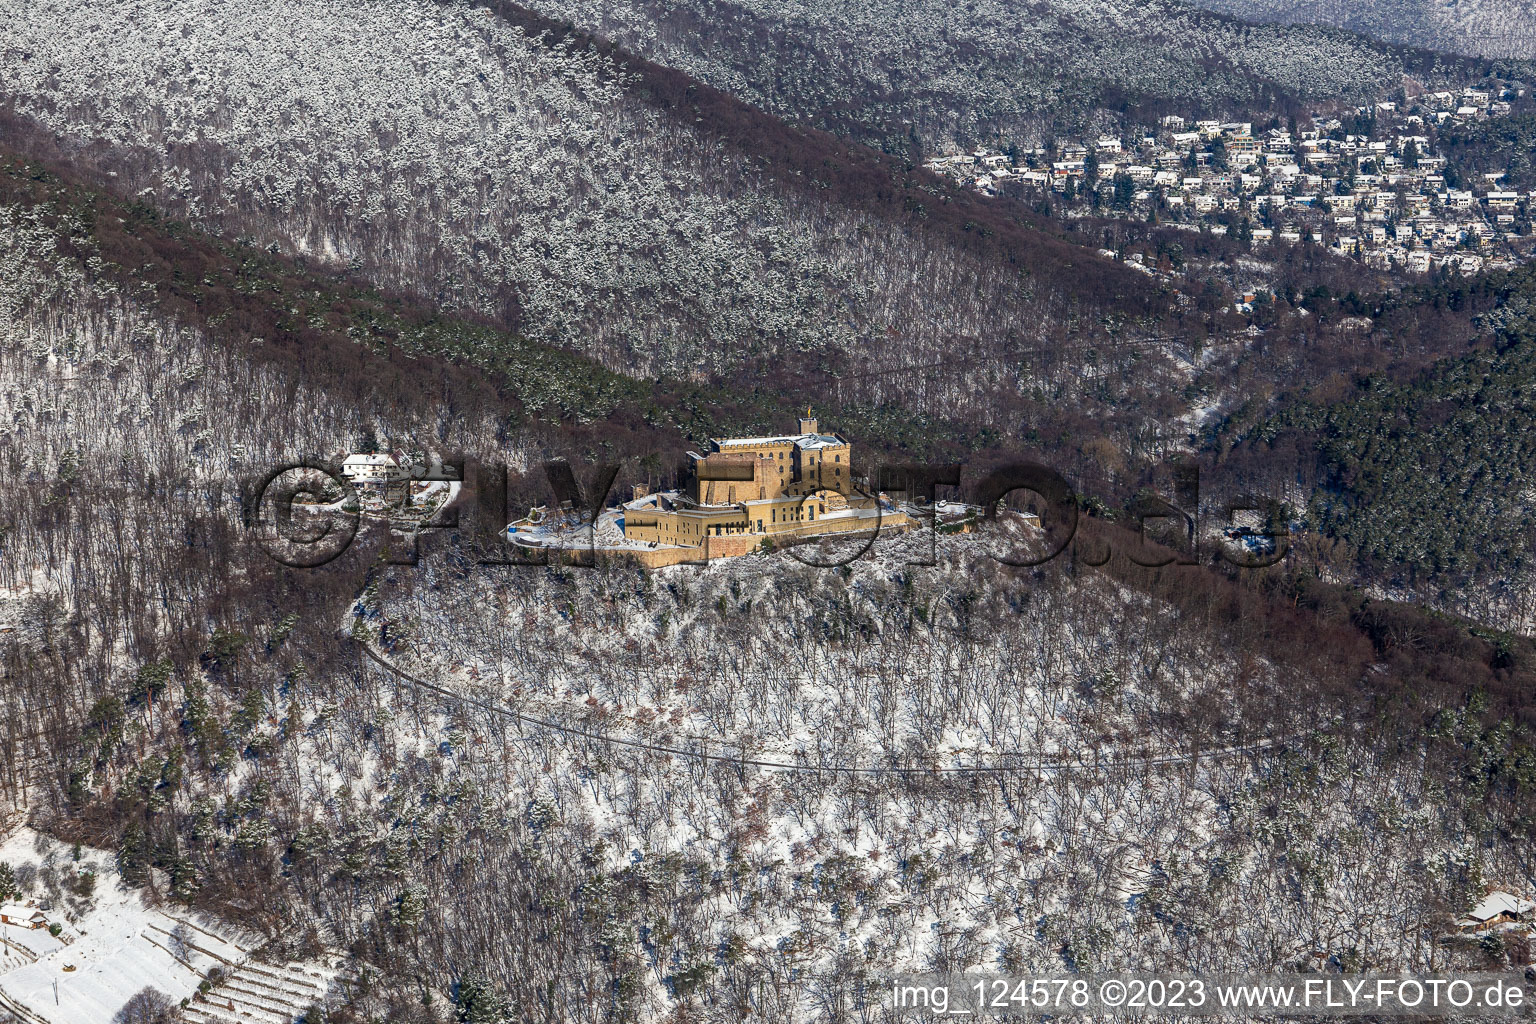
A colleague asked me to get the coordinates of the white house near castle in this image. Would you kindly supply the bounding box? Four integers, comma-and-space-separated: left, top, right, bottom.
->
341, 453, 408, 501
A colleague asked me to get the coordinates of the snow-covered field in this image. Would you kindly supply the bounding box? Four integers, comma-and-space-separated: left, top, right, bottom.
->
0, 827, 367, 1024
0, 828, 253, 1024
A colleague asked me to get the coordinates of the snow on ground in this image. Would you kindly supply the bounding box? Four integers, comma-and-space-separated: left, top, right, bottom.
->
185, 955, 361, 1024
507, 509, 665, 552
508, 499, 968, 556
370, 515, 1246, 777
0, 827, 255, 1024
1176, 398, 1223, 435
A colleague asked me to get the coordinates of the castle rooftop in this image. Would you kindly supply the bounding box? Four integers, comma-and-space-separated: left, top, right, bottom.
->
712, 432, 845, 450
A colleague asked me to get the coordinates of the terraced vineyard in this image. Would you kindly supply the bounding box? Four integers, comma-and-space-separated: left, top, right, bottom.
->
185, 955, 360, 1024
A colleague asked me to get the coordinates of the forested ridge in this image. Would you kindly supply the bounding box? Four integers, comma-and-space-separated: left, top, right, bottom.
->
0, 147, 1020, 476
6, 137, 1518, 530
1183, 0, 1536, 62
3, 2, 1536, 1020
1212, 266, 1536, 621
2, 159, 1535, 1016
0, 0, 1161, 391
505, 0, 1503, 153
0, 0, 1514, 503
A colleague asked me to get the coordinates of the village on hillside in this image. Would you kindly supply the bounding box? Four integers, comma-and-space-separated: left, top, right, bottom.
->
927, 82, 1535, 275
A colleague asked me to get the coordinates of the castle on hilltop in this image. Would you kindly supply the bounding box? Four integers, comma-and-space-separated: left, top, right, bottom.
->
620, 412, 908, 555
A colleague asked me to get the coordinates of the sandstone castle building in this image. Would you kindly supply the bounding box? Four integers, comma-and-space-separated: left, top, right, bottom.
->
620, 413, 906, 552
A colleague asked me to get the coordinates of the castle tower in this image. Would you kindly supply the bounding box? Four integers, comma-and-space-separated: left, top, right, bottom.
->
797, 407, 818, 435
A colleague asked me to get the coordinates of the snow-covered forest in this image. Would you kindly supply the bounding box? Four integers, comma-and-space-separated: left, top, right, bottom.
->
2, 172, 1534, 1019
510, 0, 1454, 150
259, 539, 1535, 1019
0, 0, 1156, 394
0, 1, 1506, 491
1188, 0, 1536, 61
2, 1, 1536, 1020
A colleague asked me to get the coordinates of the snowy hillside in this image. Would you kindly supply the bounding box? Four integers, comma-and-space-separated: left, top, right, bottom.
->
3, 179, 1524, 1010
269, 535, 1522, 1016
3, 2, 1536, 1021
1187, 0, 1536, 60
513, 0, 1427, 150
0, 828, 255, 1024
384, 526, 1291, 768
0, 0, 1152, 395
